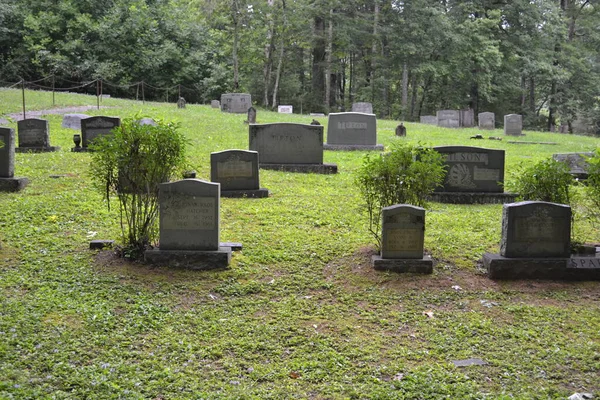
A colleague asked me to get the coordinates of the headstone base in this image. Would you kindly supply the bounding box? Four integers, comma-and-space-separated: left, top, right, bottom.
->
0, 177, 29, 192
259, 163, 338, 174
323, 144, 384, 151
144, 247, 232, 270
505, 133, 526, 137
483, 253, 600, 280
221, 188, 269, 198
371, 255, 433, 274
71, 147, 92, 152
428, 192, 518, 204
15, 146, 60, 153
89, 240, 115, 250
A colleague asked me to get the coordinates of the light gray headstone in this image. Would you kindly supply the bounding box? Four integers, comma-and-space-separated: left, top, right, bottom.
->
81, 116, 121, 147
437, 110, 460, 128
478, 112, 495, 130
459, 109, 475, 127
0, 127, 15, 178
326, 112, 377, 146
504, 114, 523, 135
434, 146, 505, 193
500, 201, 571, 258
351, 102, 373, 114
381, 205, 425, 259
137, 118, 157, 126
62, 114, 89, 130
211, 150, 260, 191
158, 179, 220, 251
420, 115, 438, 125
211, 100, 220, 109
249, 123, 323, 164
220, 93, 252, 113
277, 105, 293, 114
17, 118, 49, 148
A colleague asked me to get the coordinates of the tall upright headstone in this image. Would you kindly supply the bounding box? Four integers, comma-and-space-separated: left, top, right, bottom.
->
16, 118, 59, 152
221, 93, 252, 113
504, 114, 523, 136
478, 112, 495, 130
0, 127, 29, 192
459, 109, 475, 127
247, 107, 257, 124
77, 116, 121, 151
351, 102, 373, 114
437, 110, 460, 128
62, 114, 89, 130
324, 112, 383, 150
210, 150, 269, 198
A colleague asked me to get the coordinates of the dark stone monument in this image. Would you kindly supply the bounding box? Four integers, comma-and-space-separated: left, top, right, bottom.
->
0, 127, 29, 192
395, 123, 406, 137
221, 93, 252, 113
552, 152, 594, 179
145, 179, 233, 269
478, 112, 495, 130
62, 114, 89, 130
210, 150, 269, 198
75, 116, 121, 151
504, 114, 524, 136
437, 110, 460, 128
177, 97, 186, 109
249, 123, 337, 174
371, 205, 433, 273
16, 118, 59, 152
351, 102, 373, 114
324, 112, 383, 151
247, 107, 257, 124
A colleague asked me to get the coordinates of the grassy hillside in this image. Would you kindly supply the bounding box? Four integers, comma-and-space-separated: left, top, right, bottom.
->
1, 88, 599, 398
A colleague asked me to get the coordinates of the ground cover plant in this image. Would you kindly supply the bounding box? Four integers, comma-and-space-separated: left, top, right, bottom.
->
0, 89, 599, 399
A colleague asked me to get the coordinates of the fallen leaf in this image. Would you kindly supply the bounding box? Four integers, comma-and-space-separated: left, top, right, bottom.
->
289, 371, 301, 379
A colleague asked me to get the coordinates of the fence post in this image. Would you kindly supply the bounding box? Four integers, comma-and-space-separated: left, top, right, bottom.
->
52, 75, 55, 106
142, 81, 145, 104
96, 79, 100, 109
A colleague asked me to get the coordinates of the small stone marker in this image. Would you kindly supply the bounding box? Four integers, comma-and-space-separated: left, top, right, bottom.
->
437, 110, 460, 128
277, 105, 293, 114
16, 118, 59, 152
249, 123, 337, 174
478, 112, 495, 130
452, 358, 487, 367
144, 179, 233, 269
504, 114, 523, 136
76, 116, 121, 151
177, 97, 186, 109
62, 114, 89, 130
221, 93, 252, 113
137, 118, 158, 126
552, 152, 593, 179
211, 100, 220, 108
324, 112, 383, 151
210, 150, 269, 198
395, 123, 406, 137
459, 109, 475, 127
420, 115, 437, 125
0, 127, 29, 192
247, 107, 257, 124
372, 205, 433, 273
351, 102, 373, 114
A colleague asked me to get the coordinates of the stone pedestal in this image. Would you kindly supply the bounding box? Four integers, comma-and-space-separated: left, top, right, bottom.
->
484, 254, 600, 280
371, 255, 433, 274
259, 163, 338, 174
0, 177, 29, 192
16, 146, 60, 153
221, 188, 269, 198
145, 247, 232, 270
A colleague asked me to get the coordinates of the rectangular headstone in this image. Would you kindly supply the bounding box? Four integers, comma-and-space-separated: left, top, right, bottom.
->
220, 93, 252, 113
158, 179, 220, 251
277, 105, 293, 114
326, 112, 377, 146
437, 110, 460, 128
552, 152, 594, 179
500, 201, 571, 258
81, 116, 120, 147
0, 127, 15, 178
249, 123, 324, 164
434, 146, 505, 193
459, 109, 475, 127
211, 150, 260, 191
351, 102, 373, 114
17, 118, 49, 148
504, 114, 523, 136
478, 112, 495, 130
211, 100, 220, 108
381, 205, 425, 259
420, 115, 438, 125
62, 114, 89, 130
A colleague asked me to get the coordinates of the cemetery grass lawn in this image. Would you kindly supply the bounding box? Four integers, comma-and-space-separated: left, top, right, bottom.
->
0, 89, 599, 398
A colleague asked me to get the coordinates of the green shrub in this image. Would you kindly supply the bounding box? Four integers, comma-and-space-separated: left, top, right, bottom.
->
508, 158, 574, 204
355, 143, 446, 248
89, 117, 187, 258
583, 149, 600, 225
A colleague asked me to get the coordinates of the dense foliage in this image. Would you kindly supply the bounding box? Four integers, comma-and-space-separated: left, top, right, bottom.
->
584, 149, 600, 226
508, 158, 575, 204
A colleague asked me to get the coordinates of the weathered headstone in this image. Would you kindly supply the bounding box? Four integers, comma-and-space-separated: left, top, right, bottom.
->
221, 93, 252, 113
478, 112, 495, 130
77, 116, 121, 150
420, 115, 437, 125
137, 118, 158, 126
210, 150, 269, 198
552, 152, 594, 179
437, 110, 460, 128
372, 205, 433, 273
504, 114, 523, 136
351, 102, 373, 114
211, 100, 221, 109
0, 127, 29, 192
177, 97, 186, 109
61, 114, 89, 130
249, 123, 337, 174
459, 109, 475, 127
144, 179, 232, 268
324, 112, 383, 151
247, 107, 257, 124
16, 118, 59, 152
395, 123, 406, 137
277, 105, 293, 114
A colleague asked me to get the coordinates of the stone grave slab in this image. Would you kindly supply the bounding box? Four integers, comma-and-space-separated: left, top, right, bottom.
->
0, 127, 29, 192
478, 112, 495, 130
16, 118, 59, 152
504, 114, 524, 136
249, 123, 337, 174
552, 152, 594, 179
277, 105, 293, 114
61, 114, 89, 130
210, 150, 269, 198
437, 110, 460, 128
420, 115, 437, 125
211, 100, 220, 108
324, 112, 383, 150
351, 102, 373, 114
76, 116, 120, 151
460, 109, 475, 127
221, 93, 252, 113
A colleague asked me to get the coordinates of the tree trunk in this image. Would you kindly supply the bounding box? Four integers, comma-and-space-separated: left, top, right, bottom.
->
409, 73, 418, 120
529, 77, 535, 113
312, 15, 326, 111
272, 40, 284, 107
262, 3, 275, 106
370, 0, 379, 103
324, 9, 333, 112
401, 63, 409, 118
232, 13, 240, 90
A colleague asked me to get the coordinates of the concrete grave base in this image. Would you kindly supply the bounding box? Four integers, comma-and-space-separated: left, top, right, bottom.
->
483, 253, 600, 280
144, 247, 232, 270
89, 240, 115, 250
428, 192, 518, 204
371, 255, 433, 274
0, 177, 29, 192
323, 144, 384, 151
259, 163, 338, 174
221, 188, 269, 198
71, 147, 93, 152
16, 146, 60, 153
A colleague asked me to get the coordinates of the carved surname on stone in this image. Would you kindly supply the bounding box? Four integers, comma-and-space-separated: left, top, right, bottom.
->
445, 153, 489, 165
162, 197, 215, 230
568, 257, 600, 269
337, 122, 368, 130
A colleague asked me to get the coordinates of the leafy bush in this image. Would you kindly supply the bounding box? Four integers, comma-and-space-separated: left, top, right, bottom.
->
583, 149, 600, 225
355, 143, 446, 248
507, 158, 574, 204
89, 117, 187, 258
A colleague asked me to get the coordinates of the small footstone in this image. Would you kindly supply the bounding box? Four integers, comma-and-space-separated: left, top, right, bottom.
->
89, 240, 115, 250
452, 358, 487, 367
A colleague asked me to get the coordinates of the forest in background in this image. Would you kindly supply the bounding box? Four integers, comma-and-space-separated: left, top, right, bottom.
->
1, 0, 599, 132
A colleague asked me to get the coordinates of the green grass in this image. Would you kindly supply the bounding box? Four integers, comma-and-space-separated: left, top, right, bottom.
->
1, 88, 599, 398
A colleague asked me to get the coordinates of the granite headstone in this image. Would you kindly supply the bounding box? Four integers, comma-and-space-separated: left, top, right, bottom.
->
80, 116, 121, 148
381, 205, 425, 259
552, 152, 594, 179
16, 118, 58, 152
247, 107, 257, 124
459, 109, 475, 127
211, 100, 221, 108
478, 112, 495, 130
351, 102, 373, 114
325, 112, 382, 149
210, 150, 269, 198
420, 115, 438, 125
437, 110, 460, 128
62, 114, 89, 130
504, 114, 523, 136
0, 127, 29, 191
221, 93, 252, 113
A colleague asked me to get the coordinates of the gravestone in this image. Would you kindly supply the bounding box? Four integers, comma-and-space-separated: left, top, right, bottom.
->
210, 150, 269, 198
137, 118, 157, 126
504, 114, 523, 136
177, 97, 186, 109
351, 102, 373, 114
459, 109, 475, 127
437, 110, 460, 128
144, 179, 232, 268
552, 152, 594, 179
221, 93, 252, 113
249, 123, 337, 173
0, 127, 29, 192
478, 112, 495, 130
324, 112, 383, 151
277, 105, 293, 114
420, 115, 437, 125
211, 100, 220, 109
247, 107, 257, 124
77, 116, 121, 150
372, 205, 432, 273
62, 114, 89, 130
16, 118, 59, 152
395, 123, 406, 137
